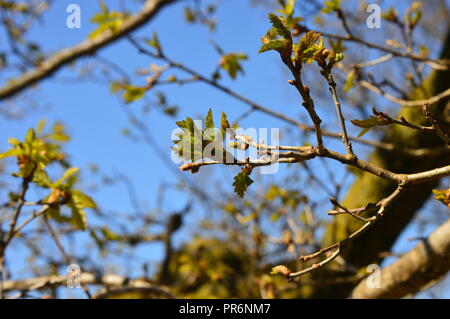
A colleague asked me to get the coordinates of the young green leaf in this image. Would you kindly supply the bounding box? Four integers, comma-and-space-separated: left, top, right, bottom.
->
71, 190, 97, 209
70, 205, 87, 230
233, 169, 254, 198
344, 69, 356, 92
205, 108, 214, 129
284, 0, 296, 18
219, 53, 248, 79
321, 0, 342, 14
32, 170, 53, 188
268, 13, 291, 40
68, 191, 91, 230
122, 85, 146, 103
25, 128, 36, 143
295, 31, 323, 64
146, 32, 161, 51
0, 148, 21, 160
184, 7, 196, 22
220, 112, 231, 131
88, 1, 124, 39
53, 167, 79, 188
259, 39, 289, 53
100, 227, 121, 240
37, 119, 46, 135
351, 115, 389, 137
48, 207, 71, 224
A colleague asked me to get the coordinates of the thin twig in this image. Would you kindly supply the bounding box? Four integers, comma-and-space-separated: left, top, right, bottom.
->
323, 70, 354, 156
289, 247, 341, 280
329, 197, 369, 222
422, 102, 450, 144
292, 186, 405, 279
43, 215, 72, 265
319, 31, 449, 70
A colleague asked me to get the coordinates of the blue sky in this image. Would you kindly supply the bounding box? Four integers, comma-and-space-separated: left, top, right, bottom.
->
0, 0, 449, 298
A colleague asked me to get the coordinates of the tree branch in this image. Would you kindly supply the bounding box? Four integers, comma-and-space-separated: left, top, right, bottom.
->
351, 218, 450, 298
319, 31, 450, 70
2, 272, 174, 297
0, 0, 176, 101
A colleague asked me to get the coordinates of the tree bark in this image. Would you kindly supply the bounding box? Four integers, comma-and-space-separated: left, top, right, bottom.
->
351, 218, 450, 299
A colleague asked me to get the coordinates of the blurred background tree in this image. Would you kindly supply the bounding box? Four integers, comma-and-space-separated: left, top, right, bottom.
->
0, 0, 449, 299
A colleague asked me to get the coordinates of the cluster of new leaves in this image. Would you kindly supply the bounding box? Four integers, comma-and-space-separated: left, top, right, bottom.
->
1, 122, 66, 177
219, 53, 248, 79
89, 1, 126, 39
258, 14, 294, 61
110, 82, 148, 104
382, 2, 422, 30
173, 109, 234, 164
258, 3, 343, 68
258, 0, 302, 60
404, 2, 423, 30
321, 0, 342, 14
294, 30, 326, 65
0, 122, 96, 230
173, 110, 258, 198
210, 41, 248, 80
433, 189, 450, 209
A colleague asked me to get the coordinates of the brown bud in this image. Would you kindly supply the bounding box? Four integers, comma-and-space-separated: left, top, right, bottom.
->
292, 24, 307, 36
271, 265, 291, 276
190, 166, 200, 174
242, 165, 253, 175
47, 189, 61, 204
303, 85, 310, 94
180, 163, 193, 171
60, 190, 70, 201
17, 155, 29, 169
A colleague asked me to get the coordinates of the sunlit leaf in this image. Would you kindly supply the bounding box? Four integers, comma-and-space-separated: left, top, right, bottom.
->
233, 169, 254, 198
53, 167, 79, 188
